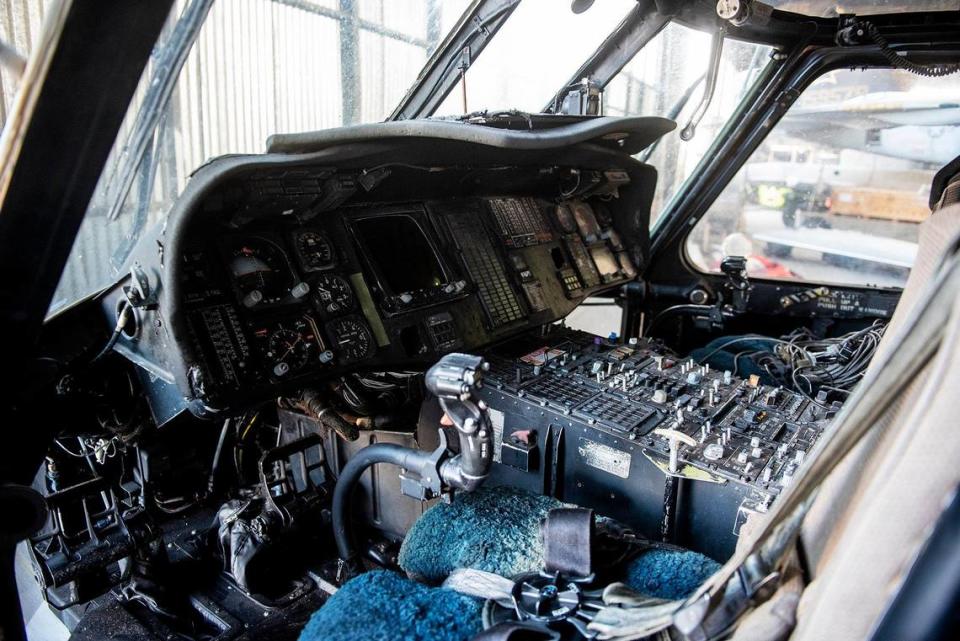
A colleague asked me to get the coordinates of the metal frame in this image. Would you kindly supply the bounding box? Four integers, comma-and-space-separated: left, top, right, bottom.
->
0, 2, 175, 639
389, 0, 520, 121
102, 0, 215, 223
543, 0, 669, 114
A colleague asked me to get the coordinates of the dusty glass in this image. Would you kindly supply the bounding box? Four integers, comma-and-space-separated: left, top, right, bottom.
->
685, 67, 960, 289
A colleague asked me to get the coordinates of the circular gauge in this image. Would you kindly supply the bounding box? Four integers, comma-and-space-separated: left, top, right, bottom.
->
296, 230, 334, 270
228, 237, 295, 307
262, 318, 318, 377
327, 317, 374, 364
313, 274, 354, 316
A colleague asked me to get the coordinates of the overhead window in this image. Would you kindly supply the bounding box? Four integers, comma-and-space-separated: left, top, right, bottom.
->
432, 0, 636, 116
685, 67, 960, 289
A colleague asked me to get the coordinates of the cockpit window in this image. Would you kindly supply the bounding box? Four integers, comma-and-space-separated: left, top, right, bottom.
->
686, 67, 960, 289
604, 22, 773, 227
432, 0, 636, 116
48, 0, 471, 315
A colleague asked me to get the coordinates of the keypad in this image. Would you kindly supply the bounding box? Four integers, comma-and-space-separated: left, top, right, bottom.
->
446, 212, 525, 327
487, 197, 554, 247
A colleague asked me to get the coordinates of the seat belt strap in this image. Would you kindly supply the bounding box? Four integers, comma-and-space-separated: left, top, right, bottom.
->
542, 507, 594, 579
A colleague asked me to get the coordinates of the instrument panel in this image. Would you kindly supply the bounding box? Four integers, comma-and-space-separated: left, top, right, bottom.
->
178, 195, 638, 407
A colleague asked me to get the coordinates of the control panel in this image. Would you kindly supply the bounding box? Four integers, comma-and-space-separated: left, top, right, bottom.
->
475, 329, 839, 559
444, 205, 526, 327
180, 220, 375, 399
488, 197, 555, 248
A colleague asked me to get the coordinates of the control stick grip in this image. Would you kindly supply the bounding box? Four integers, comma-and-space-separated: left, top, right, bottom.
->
426, 353, 492, 492
331, 353, 492, 571
425, 353, 488, 400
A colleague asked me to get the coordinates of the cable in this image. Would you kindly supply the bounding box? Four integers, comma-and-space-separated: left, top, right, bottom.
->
54, 438, 87, 458
91, 301, 133, 364
559, 171, 582, 198
233, 413, 259, 480
696, 335, 805, 365
207, 418, 232, 495
696, 322, 886, 405
646, 304, 719, 336
238, 413, 258, 441
861, 21, 960, 77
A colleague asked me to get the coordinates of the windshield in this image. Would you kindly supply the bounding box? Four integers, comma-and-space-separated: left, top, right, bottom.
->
687, 67, 958, 289
47, 0, 772, 316
48, 0, 471, 315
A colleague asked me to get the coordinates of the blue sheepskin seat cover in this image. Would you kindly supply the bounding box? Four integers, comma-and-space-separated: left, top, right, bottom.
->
301, 487, 721, 641
398, 486, 720, 599
623, 548, 720, 600
298, 570, 482, 641
398, 485, 564, 582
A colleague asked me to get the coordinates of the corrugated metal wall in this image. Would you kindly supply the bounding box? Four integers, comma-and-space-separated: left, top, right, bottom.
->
2, 0, 464, 312
163, 0, 443, 188
0, 0, 52, 125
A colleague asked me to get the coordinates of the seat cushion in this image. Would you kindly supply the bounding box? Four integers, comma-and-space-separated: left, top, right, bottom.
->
398, 486, 563, 582
298, 570, 482, 641
623, 548, 721, 600
398, 485, 719, 601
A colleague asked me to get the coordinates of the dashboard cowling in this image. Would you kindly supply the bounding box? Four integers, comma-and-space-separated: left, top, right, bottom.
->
106, 118, 674, 417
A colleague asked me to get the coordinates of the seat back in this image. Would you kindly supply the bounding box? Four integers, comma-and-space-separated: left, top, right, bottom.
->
791, 201, 960, 640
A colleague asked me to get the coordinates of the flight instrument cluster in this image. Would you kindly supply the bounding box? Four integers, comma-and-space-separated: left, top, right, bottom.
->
174, 192, 636, 408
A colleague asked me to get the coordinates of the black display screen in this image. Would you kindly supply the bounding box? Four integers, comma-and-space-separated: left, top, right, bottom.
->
354, 215, 446, 294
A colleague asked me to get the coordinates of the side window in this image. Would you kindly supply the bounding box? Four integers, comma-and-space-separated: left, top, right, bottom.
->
686, 68, 959, 289
604, 23, 772, 225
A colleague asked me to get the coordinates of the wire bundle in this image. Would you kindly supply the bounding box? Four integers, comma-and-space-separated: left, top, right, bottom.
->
696, 321, 887, 401
780, 323, 886, 397
335, 371, 421, 415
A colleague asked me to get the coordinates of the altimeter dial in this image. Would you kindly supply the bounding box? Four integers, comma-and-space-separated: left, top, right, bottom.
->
326, 316, 374, 364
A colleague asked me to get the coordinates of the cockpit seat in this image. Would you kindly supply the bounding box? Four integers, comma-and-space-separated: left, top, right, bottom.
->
298, 569, 484, 641
398, 486, 719, 599
299, 486, 719, 641
398, 486, 564, 583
